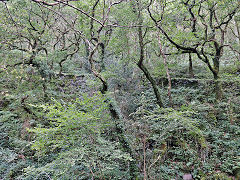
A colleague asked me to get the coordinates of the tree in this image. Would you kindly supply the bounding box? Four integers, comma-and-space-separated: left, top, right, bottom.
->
148, 0, 240, 100
133, 0, 164, 107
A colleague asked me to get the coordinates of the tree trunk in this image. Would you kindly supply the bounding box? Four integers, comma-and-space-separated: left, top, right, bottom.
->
132, 0, 164, 107
234, 18, 240, 69
137, 21, 164, 107
204, 55, 223, 101
99, 42, 105, 72
157, 33, 172, 107
137, 61, 164, 107
188, 53, 194, 78
212, 48, 223, 100
213, 73, 223, 101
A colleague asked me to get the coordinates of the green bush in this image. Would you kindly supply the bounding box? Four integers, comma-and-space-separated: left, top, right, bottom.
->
20, 93, 133, 179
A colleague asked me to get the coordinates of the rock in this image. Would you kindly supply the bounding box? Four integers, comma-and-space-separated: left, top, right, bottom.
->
183, 174, 193, 180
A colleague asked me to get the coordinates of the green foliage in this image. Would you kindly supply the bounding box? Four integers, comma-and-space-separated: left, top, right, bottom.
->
1, 0, 240, 179
29, 93, 111, 153
126, 93, 206, 178
20, 93, 133, 179
20, 137, 132, 179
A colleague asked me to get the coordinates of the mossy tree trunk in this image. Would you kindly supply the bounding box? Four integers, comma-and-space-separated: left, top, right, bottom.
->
188, 53, 194, 78
135, 1, 164, 108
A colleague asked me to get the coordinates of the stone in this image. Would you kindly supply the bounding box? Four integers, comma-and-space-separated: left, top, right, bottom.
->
183, 174, 193, 180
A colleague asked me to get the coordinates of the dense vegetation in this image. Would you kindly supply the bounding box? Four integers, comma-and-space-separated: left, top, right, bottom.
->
0, 0, 239, 179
